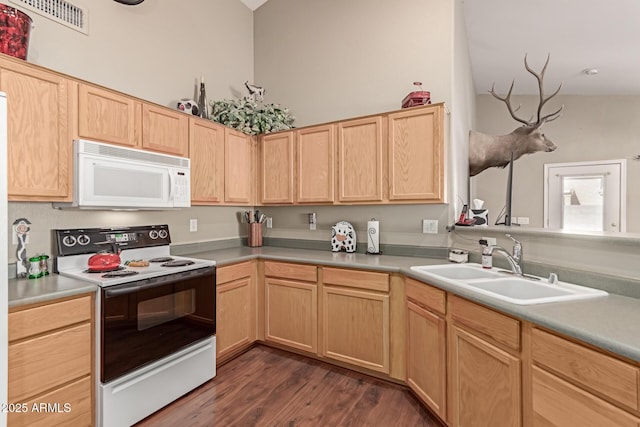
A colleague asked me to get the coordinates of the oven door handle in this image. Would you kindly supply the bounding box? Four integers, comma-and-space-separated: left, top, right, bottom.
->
104, 285, 142, 297
103, 265, 216, 297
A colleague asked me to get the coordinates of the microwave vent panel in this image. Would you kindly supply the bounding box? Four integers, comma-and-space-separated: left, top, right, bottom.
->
79, 140, 190, 168
9, 0, 89, 35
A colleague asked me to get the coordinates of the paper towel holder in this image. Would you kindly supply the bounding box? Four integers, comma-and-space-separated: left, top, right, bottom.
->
366, 217, 382, 255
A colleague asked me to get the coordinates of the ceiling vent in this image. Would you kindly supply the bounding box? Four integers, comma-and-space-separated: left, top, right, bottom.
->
9, 0, 88, 35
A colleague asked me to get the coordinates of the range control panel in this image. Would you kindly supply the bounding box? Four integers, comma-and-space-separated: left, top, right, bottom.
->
54, 224, 172, 256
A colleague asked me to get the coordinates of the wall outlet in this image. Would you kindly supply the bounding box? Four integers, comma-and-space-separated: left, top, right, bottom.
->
482, 236, 497, 246
189, 219, 198, 232
516, 216, 530, 225
266, 217, 273, 228
422, 219, 438, 234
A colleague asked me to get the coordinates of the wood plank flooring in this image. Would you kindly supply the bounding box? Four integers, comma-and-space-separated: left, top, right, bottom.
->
135, 345, 444, 427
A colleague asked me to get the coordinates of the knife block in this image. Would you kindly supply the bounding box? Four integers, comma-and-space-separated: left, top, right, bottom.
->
247, 222, 263, 247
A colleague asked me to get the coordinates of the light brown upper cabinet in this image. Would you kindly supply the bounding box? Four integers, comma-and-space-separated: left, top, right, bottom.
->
259, 131, 294, 204
388, 105, 444, 202
73, 82, 140, 148
0, 57, 72, 201
225, 127, 255, 205
141, 103, 189, 157
189, 118, 225, 204
296, 124, 335, 203
337, 116, 384, 203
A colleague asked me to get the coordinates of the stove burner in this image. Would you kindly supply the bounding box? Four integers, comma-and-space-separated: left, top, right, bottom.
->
161, 260, 195, 267
149, 257, 174, 263
84, 266, 125, 274
102, 270, 140, 278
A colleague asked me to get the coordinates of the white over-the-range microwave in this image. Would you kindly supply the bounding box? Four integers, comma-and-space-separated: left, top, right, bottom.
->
54, 139, 190, 210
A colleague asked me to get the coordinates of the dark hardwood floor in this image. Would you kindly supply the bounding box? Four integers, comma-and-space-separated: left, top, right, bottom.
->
136, 345, 444, 427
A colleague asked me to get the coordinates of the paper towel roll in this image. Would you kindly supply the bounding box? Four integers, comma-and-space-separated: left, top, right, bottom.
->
367, 219, 380, 254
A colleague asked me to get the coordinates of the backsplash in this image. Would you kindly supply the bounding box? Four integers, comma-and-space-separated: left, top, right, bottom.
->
7, 202, 246, 264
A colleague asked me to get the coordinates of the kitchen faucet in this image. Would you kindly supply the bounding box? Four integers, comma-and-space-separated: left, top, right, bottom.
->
489, 234, 524, 276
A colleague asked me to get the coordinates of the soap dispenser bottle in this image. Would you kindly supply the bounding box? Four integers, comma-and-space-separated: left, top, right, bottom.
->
479, 239, 492, 269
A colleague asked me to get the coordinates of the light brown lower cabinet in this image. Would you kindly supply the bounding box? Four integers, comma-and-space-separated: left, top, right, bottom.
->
321, 267, 390, 374
405, 278, 447, 421
531, 366, 640, 427
8, 294, 94, 427
263, 261, 318, 353
216, 261, 256, 363
450, 325, 521, 427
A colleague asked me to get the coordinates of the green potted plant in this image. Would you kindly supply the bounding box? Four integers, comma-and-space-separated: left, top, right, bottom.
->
210, 96, 295, 135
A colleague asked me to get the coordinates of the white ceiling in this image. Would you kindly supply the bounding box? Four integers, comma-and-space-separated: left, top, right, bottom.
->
463, 0, 640, 95
241, 0, 640, 95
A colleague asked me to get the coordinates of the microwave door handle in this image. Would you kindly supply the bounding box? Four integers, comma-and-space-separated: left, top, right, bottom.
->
168, 170, 176, 201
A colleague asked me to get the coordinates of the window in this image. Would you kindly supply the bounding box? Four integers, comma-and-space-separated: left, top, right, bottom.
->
544, 160, 626, 232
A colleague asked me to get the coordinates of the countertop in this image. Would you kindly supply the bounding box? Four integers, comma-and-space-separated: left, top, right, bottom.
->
9, 246, 640, 364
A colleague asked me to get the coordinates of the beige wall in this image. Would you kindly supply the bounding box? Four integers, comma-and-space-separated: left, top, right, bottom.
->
472, 94, 640, 232
450, 0, 476, 215
261, 204, 450, 247
26, 0, 254, 107
253, 0, 454, 126
7, 203, 246, 263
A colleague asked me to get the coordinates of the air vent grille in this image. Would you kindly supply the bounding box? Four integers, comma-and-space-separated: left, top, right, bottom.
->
9, 0, 88, 35
79, 140, 189, 168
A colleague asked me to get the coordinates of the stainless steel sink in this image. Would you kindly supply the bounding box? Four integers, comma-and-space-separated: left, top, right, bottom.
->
409, 263, 607, 305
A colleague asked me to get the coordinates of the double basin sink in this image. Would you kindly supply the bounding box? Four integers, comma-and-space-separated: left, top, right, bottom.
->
410, 263, 607, 305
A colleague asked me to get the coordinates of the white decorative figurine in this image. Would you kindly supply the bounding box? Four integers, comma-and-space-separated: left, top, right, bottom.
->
177, 98, 200, 116
331, 221, 357, 253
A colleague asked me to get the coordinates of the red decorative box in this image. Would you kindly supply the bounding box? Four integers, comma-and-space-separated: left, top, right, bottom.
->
402, 90, 431, 108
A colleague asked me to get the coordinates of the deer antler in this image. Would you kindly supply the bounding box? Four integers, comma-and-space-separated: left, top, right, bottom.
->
489, 81, 532, 126
490, 54, 564, 127
524, 54, 564, 126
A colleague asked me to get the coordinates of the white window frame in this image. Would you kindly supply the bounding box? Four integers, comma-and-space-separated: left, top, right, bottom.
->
544, 159, 627, 232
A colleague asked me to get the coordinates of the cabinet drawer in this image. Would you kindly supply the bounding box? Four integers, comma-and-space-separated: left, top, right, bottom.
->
532, 366, 640, 427
449, 295, 520, 351
322, 267, 389, 292
9, 323, 92, 402
532, 327, 639, 411
9, 295, 92, 342
264, 261, 317, 282
8, 376, 92, 427
217, 261, 254, 285
405, 277, 445, 315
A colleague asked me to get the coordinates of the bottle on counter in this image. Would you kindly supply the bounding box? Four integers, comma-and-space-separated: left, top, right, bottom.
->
39, 254, 50, 276
28, 255, 41, 279
479, 239, 493, 269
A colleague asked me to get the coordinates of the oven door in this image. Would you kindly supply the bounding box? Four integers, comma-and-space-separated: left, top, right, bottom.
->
101, 266, 216, 383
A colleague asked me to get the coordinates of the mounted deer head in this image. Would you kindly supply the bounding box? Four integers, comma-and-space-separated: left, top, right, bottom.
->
469, 54, 563, 177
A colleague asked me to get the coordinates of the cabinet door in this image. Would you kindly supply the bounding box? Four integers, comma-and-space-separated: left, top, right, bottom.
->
321, 285, 389, 373
8, 323, 91, 402
259, 131, 294, 204
216, 275, 255, 361
337, 116, 384, 202
265, 277, 317, 353
8, 376, 92, 427
532, 367, 640, 427
296, 124, 335, 203
406, 301, 446, 420
190, 118, 225, 204
225, 128, 254, 205
0, 59, 71, 200
76, 83, 140, 148
388, 106, 444, 201
450, 326, 521, 427
141, 103, 189, 157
